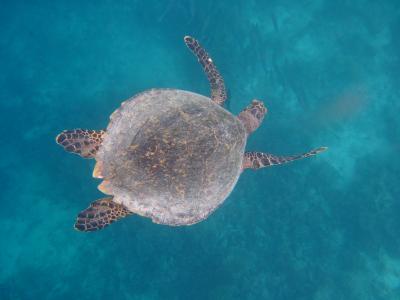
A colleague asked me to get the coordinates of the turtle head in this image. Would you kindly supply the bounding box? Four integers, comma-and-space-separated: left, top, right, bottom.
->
248, 100, 267, 122
238, 100, 267, 134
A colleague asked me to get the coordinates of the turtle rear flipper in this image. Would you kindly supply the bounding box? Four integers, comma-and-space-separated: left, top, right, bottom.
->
74, 197, 132, 232
56, 129, 105, 158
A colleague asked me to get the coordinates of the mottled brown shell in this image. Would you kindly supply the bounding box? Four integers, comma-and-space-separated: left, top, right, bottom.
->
95, 89, 246, 225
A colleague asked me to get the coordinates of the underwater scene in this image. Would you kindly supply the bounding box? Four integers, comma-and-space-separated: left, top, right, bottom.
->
1, 0, 400, 299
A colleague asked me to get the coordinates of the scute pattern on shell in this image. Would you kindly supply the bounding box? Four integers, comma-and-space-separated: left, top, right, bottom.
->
96, 89, 247, 225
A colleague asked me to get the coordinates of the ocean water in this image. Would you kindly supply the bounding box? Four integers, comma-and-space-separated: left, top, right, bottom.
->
1, 0, 399, 299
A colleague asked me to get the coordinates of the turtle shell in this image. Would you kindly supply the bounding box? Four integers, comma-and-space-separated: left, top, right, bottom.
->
95, 89, 247, 225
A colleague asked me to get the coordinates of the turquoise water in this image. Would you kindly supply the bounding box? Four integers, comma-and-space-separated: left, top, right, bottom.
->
1, 1, 400, 299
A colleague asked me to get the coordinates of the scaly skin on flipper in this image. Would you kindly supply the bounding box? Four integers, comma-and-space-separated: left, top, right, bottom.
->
74, 197, 132, 232
56, 129, 105, 158
242, 147, 327, 170
238, 100, 267, 135
184, 36, 227, 106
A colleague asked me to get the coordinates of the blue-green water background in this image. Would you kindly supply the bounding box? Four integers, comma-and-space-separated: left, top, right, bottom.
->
1, 1, 400, 299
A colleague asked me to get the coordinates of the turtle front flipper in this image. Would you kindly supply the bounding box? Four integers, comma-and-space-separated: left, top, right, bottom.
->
74, 197, 132, 232
56, 129, 105, 158
184, 36, 227, 106
242, 147, 327, 170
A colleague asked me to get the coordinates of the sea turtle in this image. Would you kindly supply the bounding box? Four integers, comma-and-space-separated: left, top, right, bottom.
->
56, 36, 327, 232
